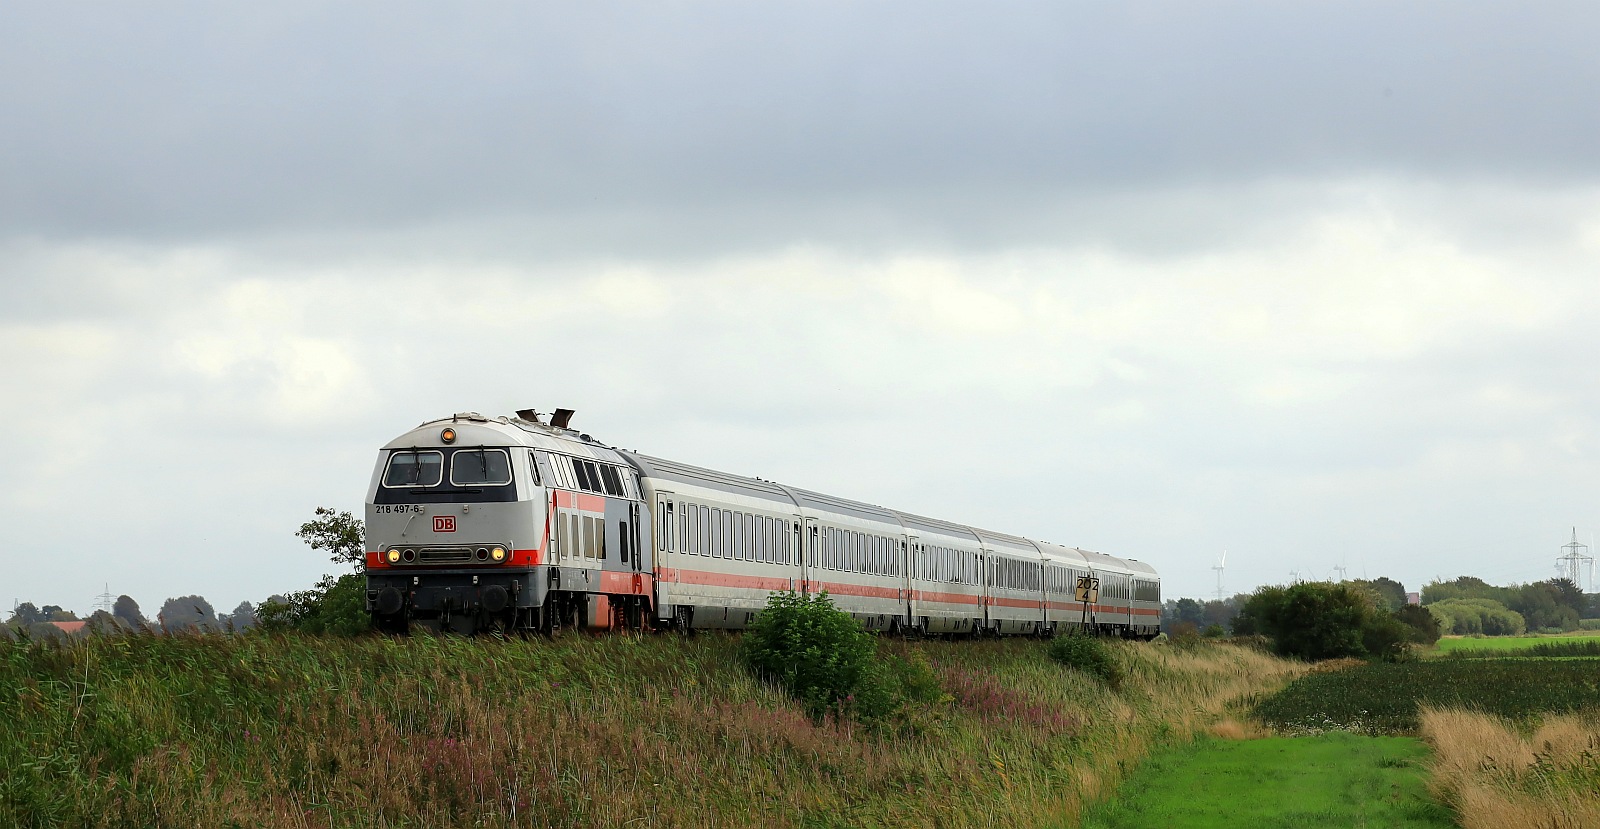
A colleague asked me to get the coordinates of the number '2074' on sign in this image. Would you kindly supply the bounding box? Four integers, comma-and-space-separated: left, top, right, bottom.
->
434, 516, 456, 533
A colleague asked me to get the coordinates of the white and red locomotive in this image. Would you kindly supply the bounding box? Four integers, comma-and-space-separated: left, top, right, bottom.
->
364, 411, 1160, 637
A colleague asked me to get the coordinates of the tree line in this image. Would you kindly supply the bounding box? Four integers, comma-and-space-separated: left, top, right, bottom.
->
2, 506, 363, 641
1160, 574, 1598, 662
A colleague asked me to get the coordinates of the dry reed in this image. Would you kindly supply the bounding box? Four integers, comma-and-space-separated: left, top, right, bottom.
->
1420, 706, 1600, 829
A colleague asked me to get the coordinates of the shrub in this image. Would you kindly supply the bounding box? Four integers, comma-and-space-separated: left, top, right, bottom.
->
1427, 598, 1526, 636
741, 591, 890, 722
258, 574, 370, 636
1237, 581, 1416, 662
1047, 631, 1122, 689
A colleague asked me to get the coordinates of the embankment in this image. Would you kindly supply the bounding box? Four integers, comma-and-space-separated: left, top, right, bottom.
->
1, 633, 1302, 828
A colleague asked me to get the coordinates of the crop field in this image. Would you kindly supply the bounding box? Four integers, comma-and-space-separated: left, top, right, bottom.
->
1433, 633, 1600, 655
1076, 733, 1455, 829
1251, 659, 1600, 735
0, 631, 1304, 829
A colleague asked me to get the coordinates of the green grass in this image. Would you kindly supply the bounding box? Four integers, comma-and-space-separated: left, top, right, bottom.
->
0, 631, 1305, 829
1442, 639, 1600, 659
1077, 733, 1456, 829
1432, 633, 1600, 654
1252, 660, 1600, 735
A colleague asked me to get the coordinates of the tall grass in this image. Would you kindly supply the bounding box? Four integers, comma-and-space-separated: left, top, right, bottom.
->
0, 632, 1303, 828
1419, 707, 1600, 829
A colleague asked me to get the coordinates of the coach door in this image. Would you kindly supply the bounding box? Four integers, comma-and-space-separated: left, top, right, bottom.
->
903, 537, 919, 625
802, 518, 819, 595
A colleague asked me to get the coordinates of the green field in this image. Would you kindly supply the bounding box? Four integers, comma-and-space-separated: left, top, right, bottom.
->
1433, 633, 1600, 654
1077, 734, 1455, 829
1252, 659, 1600, 734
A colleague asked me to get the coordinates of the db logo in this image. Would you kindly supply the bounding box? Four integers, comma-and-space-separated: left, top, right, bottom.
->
433, 516, 456, 533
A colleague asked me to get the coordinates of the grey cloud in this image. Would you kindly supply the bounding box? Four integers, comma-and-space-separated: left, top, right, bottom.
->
3, 2, 1598, 246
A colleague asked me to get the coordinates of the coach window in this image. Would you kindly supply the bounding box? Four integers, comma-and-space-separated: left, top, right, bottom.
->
697, 506, 709, 556
713, 507, 725, 558
745, 513, 755, 560
383, 451, 444, 488
732, 513, 745, 561
686, 504, 699, 555
662, 501, 674, 553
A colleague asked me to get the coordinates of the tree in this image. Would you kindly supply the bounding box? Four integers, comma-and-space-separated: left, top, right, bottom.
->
158, 595, 219, 632
1547, 578, 1586, 614
1393, 604, 1441, 645
224, 601, 259, 631
1350, 577, 1407, 612
40, 605, 78, 622
85, 609, 128, 634
7, 602, 44, 626
297, 507, 366, 571
1509, 582, 1578, 632
112, 595, 147, 628
1422, 576, 1509, 606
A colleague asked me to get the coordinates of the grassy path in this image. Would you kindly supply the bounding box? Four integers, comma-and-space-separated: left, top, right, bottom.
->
1077, 733, 1457, 829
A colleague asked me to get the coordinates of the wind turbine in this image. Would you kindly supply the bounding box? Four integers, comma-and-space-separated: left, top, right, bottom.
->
1213, 550, 1227, 601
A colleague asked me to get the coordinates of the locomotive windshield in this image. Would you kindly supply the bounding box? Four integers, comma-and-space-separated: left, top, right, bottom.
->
450, 448, 512, 486
383, 451, 444, 487
375, 447, 519, 504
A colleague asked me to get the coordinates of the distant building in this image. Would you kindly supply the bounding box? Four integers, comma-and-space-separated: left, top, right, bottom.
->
1405, 592, 1421, 606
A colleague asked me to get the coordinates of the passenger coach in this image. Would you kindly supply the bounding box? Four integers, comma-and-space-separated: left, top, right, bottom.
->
364, 411, 1160, 638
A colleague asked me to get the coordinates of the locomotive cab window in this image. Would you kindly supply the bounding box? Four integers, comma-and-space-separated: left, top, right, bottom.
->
450, 448, 512, 486
382, 451, 444, 488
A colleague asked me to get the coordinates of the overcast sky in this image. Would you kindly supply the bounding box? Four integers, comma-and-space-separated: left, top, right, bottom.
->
5, 2, 1600, 616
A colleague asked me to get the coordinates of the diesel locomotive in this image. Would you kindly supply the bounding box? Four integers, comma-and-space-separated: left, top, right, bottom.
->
364, 410, 1160, 637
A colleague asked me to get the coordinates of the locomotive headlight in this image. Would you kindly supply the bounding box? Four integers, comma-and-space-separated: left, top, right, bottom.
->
490, 545, 507, 563
386, 548, 401, 564
440, 427, 457, 444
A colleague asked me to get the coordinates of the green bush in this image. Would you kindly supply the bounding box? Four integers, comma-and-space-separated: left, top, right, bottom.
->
258, 574, 370, 636
740, 592, 944, 727
1427, 598, 1526, 636
1047, 631, 1122, 689
1237, 582, 1414, 662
